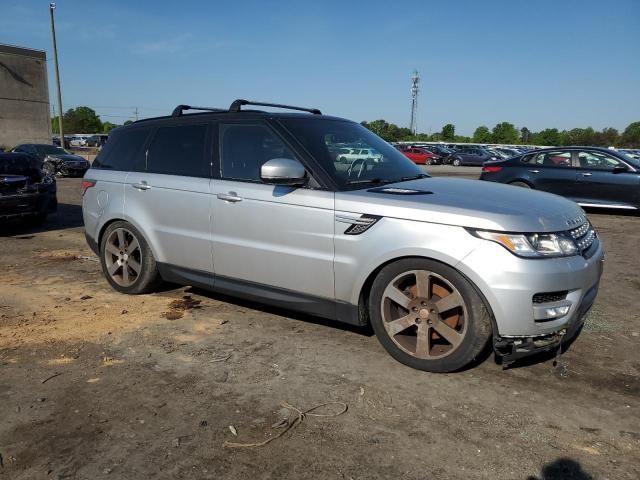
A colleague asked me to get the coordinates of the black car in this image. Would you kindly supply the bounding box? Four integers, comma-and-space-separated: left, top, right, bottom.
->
449, 147, 500, 166
86, 134, 108, 147
480, 147, 640, 210
0, 152, 57, 225
11, 143, 90, 177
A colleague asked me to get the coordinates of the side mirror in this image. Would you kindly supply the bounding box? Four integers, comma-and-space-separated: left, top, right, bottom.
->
260, 158, 307, 186
612, 165, 628, 174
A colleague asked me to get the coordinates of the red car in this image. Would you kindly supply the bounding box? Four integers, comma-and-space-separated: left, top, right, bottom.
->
401, 147, 440, 165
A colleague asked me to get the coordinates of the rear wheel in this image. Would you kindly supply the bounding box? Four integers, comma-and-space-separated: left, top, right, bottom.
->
369, 258, 491, 372
452, 158, 461, 166
509, 181, 531, 188
100, 221, 162, 294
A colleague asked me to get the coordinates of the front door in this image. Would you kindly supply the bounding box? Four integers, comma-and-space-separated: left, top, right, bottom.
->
574, 150, 640, 208
210, 121, 335, 305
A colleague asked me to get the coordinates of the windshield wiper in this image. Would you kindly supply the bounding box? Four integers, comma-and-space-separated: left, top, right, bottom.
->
345, 177, 388, 185
396, 174, 430, 182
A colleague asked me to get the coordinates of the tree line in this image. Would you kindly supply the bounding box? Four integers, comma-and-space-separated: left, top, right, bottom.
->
51, 106, 132, 135
361, 119, 640, 147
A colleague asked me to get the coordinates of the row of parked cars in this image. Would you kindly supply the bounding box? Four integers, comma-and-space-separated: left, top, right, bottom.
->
53, 134, 108, 149
396, 143, 531, 166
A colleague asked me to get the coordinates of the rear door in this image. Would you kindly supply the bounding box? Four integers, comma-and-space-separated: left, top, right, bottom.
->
521, 150, 578, 196
210, 120, 335, 302
574, 150, 640, 208
124, 122, 214, 286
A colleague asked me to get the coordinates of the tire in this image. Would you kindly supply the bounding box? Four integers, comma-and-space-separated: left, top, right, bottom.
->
369, 258, 492, 373
338, 156, 347, 164
452, 158, 461, 167
509, 181, 531, 189
99, 221, 162, 294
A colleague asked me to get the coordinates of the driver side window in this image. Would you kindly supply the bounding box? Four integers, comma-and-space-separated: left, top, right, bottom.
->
219, 124, 297, 182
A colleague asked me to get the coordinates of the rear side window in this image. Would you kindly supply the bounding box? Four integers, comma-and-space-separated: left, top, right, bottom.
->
94, 127, 150, 171
147, 124, 208, 177
525, 151, 572, 167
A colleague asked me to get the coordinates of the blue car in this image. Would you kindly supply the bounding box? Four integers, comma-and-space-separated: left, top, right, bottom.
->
480, 146, 640, 210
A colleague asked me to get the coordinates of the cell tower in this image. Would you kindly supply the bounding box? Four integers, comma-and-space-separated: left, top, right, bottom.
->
409, 70, 420, 135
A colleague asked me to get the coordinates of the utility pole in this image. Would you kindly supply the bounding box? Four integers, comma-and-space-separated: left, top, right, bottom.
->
134, 107, 139, 121
409, 70, 420, 135
49, 2, 64, 142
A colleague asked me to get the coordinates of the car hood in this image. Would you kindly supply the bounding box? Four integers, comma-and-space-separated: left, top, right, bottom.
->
335, 177, 585, 232
47, 154, 87, 163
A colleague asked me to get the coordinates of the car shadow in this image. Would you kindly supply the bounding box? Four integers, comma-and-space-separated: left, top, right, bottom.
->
0, 203, 84, 237
526, 457, 594, 480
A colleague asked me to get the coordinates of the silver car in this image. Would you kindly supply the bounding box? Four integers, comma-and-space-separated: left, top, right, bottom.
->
82, 100, 604, 372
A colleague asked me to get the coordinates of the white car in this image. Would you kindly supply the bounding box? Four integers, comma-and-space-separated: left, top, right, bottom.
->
337, 148, 382, 164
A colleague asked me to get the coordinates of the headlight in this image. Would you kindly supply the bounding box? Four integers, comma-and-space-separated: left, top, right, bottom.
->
470, 230, 578, 257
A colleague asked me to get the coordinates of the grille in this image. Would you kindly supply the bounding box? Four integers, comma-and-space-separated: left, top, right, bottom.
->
532, 291, 568, 304
569, 221, 596, 252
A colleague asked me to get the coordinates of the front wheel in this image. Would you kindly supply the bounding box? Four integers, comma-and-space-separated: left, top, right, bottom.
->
369, 258, 492, 372
452, 158, 461, 166
509, 181, 531, 188
100, 221, 162, 294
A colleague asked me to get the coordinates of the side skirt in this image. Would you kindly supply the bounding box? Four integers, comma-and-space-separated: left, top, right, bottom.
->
156, 263, 361, 326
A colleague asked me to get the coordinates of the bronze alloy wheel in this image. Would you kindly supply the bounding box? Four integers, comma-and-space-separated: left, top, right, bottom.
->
380, 270, 468, 359
103, 227, 143, 287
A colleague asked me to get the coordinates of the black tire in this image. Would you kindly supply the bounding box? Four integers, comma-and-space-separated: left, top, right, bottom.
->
369, 258, 492, 373
99, 221, 162, 294
509, 181, 531, 188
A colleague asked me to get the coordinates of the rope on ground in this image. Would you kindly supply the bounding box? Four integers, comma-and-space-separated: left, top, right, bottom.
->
223, 401, 348, 449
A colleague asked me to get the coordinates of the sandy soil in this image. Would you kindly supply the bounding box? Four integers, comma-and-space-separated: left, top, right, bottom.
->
0, 174, 638, 480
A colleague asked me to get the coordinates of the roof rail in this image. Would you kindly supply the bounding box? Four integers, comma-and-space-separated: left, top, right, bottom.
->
229, 99, 321, 115
172, 104, 227, 117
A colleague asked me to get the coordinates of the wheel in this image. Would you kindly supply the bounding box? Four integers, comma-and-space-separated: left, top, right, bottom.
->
369, 258, 492, 372
452, 158, 461, 167
100, 221, 162, 294
509, 181, 531, 188
338, 156, 347, 163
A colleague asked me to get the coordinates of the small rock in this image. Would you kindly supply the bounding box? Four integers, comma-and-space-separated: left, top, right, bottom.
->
80, 295, 93, 300
103, 468, 112, 474
219, 319, 229, 325
171, 438, 180, 448
228, 425, 237, 436
64, 297, 71, 301
213, 371, 228, 383
121, 309, 129, 315
37, 397, 46, 402
200, 420, 208, 427
631, 332, 639, 337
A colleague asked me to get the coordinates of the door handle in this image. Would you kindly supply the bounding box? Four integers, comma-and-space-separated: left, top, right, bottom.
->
216, 192, 243, 203
528, 169, 540, 174
581, 172, 592, 177
132, 181, 151, 190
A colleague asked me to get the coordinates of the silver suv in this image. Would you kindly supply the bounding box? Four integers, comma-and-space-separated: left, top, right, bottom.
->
82, 100, 604, 372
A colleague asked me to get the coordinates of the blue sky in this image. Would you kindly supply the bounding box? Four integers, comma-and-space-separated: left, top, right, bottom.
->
1, 0, 638, 135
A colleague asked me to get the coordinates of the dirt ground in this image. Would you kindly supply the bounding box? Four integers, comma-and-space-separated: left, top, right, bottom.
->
1, 170, 639, 480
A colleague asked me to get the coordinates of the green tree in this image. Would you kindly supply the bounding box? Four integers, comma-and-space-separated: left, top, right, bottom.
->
563, 127, 595, 146
102, 121, 119, 133
520, 127, 531, 144
441, 124, 455, 141
123, 120, 133, 126
472, 126, 492, 143
51, 116, 60, 134
621, 121, 640, 147
596, 127, 619, 147
491, 122, 519, 144
63, 106, 102, 133
531, 128, 561, 146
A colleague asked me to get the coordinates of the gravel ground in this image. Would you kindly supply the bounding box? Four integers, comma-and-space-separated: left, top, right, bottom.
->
0, 172, 638, 480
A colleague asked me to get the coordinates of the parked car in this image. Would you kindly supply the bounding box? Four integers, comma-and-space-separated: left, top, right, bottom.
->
0, 152, 57, 225
52, 136, 71, 149
400, 147, 439, 165
479, 147, 640, 210
336, 148, 382, 164
418, 145, 456, 163
83, 99, 603, 373
11, 144, 90, 177
449, 147, 501, 166
86, 134, 109, 147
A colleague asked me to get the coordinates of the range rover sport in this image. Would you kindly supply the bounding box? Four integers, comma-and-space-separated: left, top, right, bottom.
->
82, 99, 604, 372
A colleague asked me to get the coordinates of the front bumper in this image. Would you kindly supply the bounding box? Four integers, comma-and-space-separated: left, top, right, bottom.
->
456, 236, 604, 350
60, 165, 89, 177
0, 188, 57, 221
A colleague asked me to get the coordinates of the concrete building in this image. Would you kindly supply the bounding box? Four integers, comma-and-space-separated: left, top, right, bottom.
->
0, 43, 51, 149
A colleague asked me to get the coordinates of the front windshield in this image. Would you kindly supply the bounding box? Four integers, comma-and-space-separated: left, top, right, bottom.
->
280, 118, 425, 189
35, 145, 69, 155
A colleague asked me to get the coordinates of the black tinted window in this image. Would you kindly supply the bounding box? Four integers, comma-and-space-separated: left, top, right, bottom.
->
220, 123, 297, 182
147, 124, 208, 177
94, 127, 150, 171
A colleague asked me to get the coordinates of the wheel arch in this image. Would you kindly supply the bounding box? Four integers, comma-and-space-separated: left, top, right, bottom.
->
508, 179, 534, 188
355, 255, 497, 337
96, 216, 160, 261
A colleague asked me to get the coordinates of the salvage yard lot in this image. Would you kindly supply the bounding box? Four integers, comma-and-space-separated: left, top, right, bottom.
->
1, 170, 639, 479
